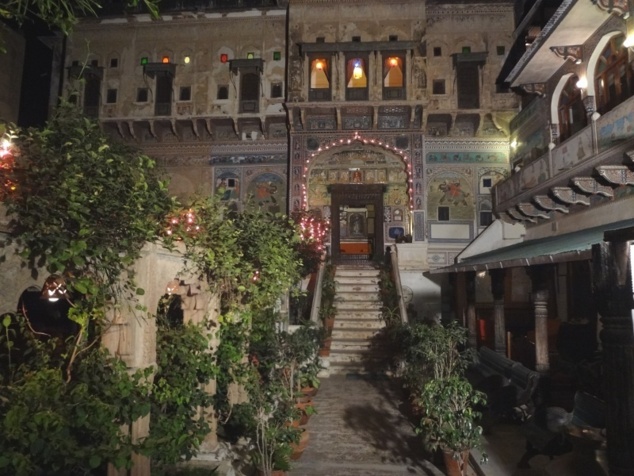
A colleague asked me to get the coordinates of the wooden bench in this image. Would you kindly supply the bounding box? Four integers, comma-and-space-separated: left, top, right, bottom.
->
466, 346, 542, 420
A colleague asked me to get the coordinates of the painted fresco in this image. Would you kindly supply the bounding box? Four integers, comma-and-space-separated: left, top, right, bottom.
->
426, 151, 508, 163
597, 102, 634, 151
552, 127, 592, 172
307, 148, 408, 208
427, 173, 475, 220
247, 172, 286, 214
519, 157, 549, 190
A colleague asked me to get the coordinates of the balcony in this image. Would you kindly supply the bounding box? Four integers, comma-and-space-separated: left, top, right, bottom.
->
494, 97, 634, 216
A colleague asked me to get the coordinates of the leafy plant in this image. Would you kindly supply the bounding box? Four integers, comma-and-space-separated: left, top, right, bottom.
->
144, 296, 217, 470
416, 376, 487, 462
0, 326, 152, 476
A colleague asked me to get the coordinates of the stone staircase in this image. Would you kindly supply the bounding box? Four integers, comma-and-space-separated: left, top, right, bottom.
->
328, 265, 387, 374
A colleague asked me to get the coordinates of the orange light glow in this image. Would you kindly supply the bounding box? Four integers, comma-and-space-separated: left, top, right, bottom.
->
315, 60, 324, 70
162, 56, 170, 64
389, 57, 399, 67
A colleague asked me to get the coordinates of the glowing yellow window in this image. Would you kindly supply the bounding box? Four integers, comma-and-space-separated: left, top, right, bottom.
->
347, 58, 367, 88
310, 58, 329, 89
384, 56, 403, 87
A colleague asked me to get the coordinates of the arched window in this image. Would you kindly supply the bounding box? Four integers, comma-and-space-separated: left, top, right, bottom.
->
595, 35, 633, 114
558, 75, 587, 142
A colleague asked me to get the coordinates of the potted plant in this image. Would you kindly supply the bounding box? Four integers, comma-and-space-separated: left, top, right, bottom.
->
415, 376, 487, 476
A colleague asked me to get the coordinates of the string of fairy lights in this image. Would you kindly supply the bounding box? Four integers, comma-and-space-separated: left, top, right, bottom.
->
301, 131, 415, 212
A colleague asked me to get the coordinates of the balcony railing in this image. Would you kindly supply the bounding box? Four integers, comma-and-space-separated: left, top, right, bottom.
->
494, 96, 634, 208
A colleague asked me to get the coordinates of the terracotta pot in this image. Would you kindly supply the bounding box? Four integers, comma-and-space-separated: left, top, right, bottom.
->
324, 316, 335, 330
442, 449, 470, 476
290, 428, 310, 460
300, 385, 318, 398
295, 397, 314, 425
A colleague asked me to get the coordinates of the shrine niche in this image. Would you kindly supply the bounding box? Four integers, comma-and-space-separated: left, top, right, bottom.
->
247, 172, 286, 214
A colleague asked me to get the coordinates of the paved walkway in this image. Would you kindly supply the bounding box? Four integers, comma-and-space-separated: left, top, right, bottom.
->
288, 374, 444, 476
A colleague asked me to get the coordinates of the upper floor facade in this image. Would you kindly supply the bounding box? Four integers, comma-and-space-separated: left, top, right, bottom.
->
492, 0, 634, 239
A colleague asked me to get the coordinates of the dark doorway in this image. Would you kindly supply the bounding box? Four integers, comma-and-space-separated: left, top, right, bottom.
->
329, 184, 385, 264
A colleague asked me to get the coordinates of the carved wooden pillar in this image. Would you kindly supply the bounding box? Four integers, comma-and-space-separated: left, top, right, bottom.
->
489, 269, 506, 354
466, 271, 477, 348
530, 265, 551, 373
593, 235, 634, 476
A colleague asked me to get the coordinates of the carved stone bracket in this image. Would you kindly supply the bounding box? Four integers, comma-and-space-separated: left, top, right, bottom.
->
517, 202, 550, 220
551, 186, 591, 206
549, 45, 583, 63
591, 0, 632, 16
572, 177, 614, 198
520, 82, 547, 97
583, 95, 597, 115
624, 150, 634, 165
596, 165, 634, 186
507, 207, 536, 223
533, 195, 569, 213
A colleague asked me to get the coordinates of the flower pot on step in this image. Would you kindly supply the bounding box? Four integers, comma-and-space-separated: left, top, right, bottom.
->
290, 428, 310, 460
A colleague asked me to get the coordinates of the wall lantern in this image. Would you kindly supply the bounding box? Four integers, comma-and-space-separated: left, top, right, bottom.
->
42, 275, 67, 302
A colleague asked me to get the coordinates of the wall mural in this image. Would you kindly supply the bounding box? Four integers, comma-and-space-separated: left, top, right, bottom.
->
247, 172, 286, 214
307, 148, 409, 209
427, 173, 475, 220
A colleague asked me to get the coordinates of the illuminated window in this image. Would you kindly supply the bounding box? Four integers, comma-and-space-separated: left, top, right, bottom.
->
309, 57, 331, 101
162, 56, 170, 64
140, 57, 148, 66
346, 55, 368, 100
246, 52, 254, 59
383, 54, 405, 100
220, 53, 229, 63
184, 55, 191, 64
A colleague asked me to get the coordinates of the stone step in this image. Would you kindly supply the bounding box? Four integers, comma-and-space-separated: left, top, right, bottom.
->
333, 318, 383, 329
335, 269, 381, 278
335, 282, 380, 292
336, 310, 383, 320
331, 328, 377, 340
336, 276, 380, 285
336, 292, 381, 302
335, 301, 382, 311
330, 339, 373, 352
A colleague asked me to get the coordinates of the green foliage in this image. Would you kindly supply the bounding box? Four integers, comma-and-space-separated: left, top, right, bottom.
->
4, 101, 173, 296
0, 331, 152, 476
416, 376, 487, 459
0, 0, 159, 38
168, 198, 301, 313
394, 321, 472, 394
144, 297, 217, 469
379, 267, 400, 326
318, 263, 337, 323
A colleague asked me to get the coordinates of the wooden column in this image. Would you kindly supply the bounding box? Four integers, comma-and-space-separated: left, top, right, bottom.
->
593, 235, 634, 476
530, 265, 551, 373
489, 269, 506, 354
466, 271, 477, 348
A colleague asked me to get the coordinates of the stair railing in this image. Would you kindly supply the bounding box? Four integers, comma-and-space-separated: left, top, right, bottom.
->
388, 245, 409, 324
309, 255, 327, 324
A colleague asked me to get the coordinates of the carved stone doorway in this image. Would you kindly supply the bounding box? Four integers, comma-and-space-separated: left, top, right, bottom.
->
329, 184, 385, 264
